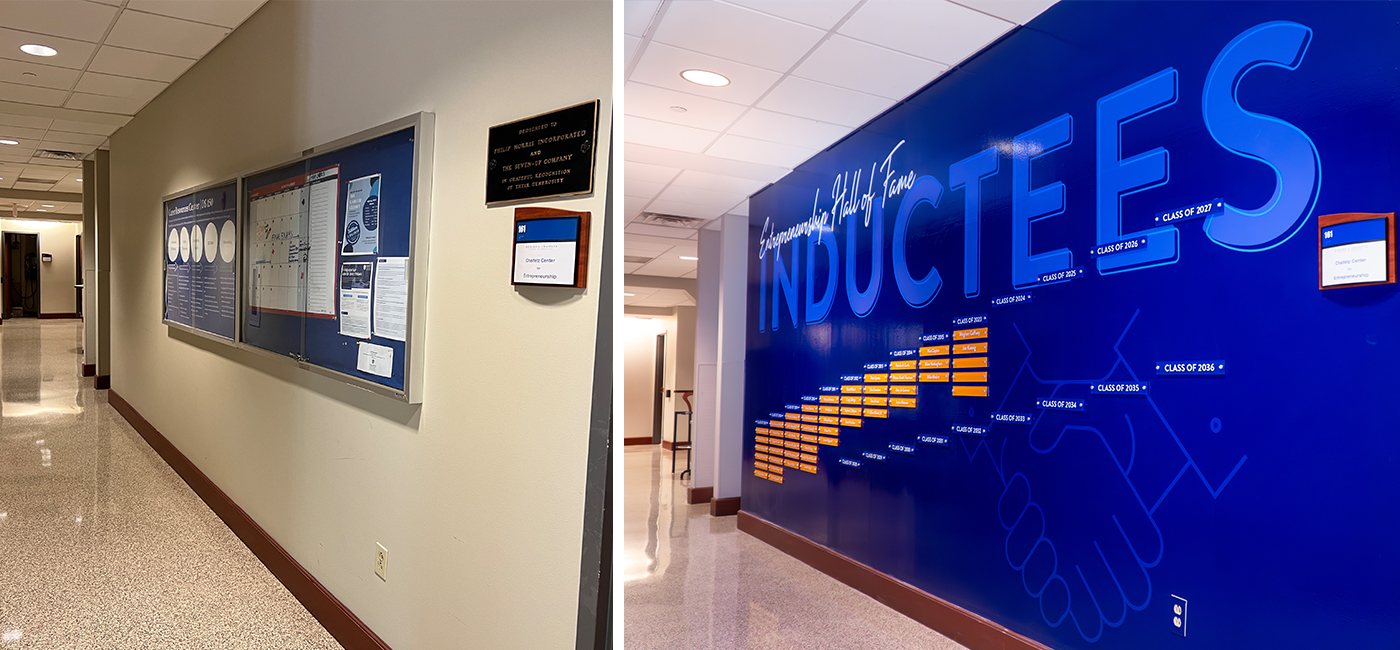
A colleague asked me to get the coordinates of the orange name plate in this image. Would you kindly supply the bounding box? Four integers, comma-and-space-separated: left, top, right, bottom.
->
839, 417, 864, 427
952, 385, 990, 397
919, 345, 951, 356
799, 445, 817, 455
864, 408, 889, 418
890, 359, 918, 370
863, 396, 889, 406
920, 372, 950, 382
817, 426, 839, 435
889, 372, 917, 382
800, 414, 819, 422
840, 406, 863, 416
818, 436, 840, 446
841, 385, 863, 394
799, 463, 818, 474
819, 395, 840, 404
863, 385, 889, 394
801, 404, 820, 413
890, 385, 918, 395
954, 328, 988, 340
840, 395, 864, 405
955, 342, 989, 354
919, 358, 951, 370
864, 373, 889, 383
952, 371, 988, 383
819, 415, 840, 425
819, 405, 840, 414
890, 397, 917, 408
953, 356, 989, 368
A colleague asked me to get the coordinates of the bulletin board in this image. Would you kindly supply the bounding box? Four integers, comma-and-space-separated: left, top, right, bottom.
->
162, 178, 240, 341
240, 113, 434, 402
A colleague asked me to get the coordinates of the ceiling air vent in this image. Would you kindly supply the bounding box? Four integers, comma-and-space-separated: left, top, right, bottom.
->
35, 149, 82, 161
637, 212, 708, 229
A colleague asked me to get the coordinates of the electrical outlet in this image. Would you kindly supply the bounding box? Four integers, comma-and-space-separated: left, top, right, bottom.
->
1170, 595, 1188, 637
375, 543, 389, 581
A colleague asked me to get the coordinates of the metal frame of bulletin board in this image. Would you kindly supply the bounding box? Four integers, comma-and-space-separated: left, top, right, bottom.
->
237, 113, 434, 403
161, 175, 243, 344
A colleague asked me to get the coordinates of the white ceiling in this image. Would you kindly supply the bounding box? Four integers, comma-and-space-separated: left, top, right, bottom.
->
0, 0, 265, 218
622, 0, 1057, 298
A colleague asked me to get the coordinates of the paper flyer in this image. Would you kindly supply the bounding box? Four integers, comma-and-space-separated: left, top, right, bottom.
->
341, 174, 381, 256
338, 262, 374, 339
373, 257, 409, 341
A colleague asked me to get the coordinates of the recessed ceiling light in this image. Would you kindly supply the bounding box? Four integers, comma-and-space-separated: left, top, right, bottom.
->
0, 140, 17, 146
76, 178, 82, 182
680, 69, 730, 87
41, 204, 53, 208
679, 256, 699, 261
624, 293, 636, 296
669, 105, 688, 113
36, 209, 45, 212
20, 44, 57, 57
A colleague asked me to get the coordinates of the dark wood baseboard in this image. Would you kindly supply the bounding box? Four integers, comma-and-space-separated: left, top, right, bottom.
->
39, 312, 80, 319
661, 439, 692, 451
94, 375, 110, 389
107, 390, 393, 650
737, 511, 1051, 650
623, 437, 653, 446
709, 496, 741, 517
82, 363, 96, 377
687, 486, 712, 505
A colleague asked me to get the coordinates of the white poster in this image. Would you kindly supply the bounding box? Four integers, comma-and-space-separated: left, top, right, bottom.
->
356, 342, 393, 377
512, 241, 577, 285
342, 174, 381, 256
373, 257, 409, 341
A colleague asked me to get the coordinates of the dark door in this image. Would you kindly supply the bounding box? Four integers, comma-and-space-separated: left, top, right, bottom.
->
75, 234, 82, 317
651, 333, 665, 444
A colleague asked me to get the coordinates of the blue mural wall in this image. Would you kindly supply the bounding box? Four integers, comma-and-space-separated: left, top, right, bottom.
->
742, 2, 1400, 648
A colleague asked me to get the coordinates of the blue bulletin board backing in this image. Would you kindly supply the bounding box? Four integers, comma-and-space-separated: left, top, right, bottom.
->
743, 2, 1400, 648
163, 179, 238, 340
241, 126, 419, 393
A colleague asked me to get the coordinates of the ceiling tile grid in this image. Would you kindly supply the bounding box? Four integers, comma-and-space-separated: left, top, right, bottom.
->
0, 0, 266, 218
623, 0, 1057, 279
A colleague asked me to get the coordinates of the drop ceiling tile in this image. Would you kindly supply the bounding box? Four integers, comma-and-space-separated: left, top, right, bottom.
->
624, 115, 719, 154
624, 179, 667, 199
643, 199, 724, 221
726, 109, 851, 151
794, 35, 949, 100
633, 259, 699, 282
18, 166, 67, 181
0, 113, 50, 130
0, 80, 67, 106
14, 181, 53, 191
87, 45, 195, 83
669, 169, 770, 196
625, 35, 642, 67
75, 71, 168, 102
0, 1, 120, 43
623, 0, 662, 37
0, 57, 80, 90
64, 92, 145, 115
724, 0, 861, 30
624, 81, 747, 132
625, 233, 685, 253
0, 125, 46, 141
105, 10, 231, 59
950, 0, 1058, 24
630, 42, 784, 106
41, 130, 107, 147
0, 28, 99, 70
681, 269, 697, 279
48, 119, 120, 136
625, 195, 652, 221
623, 262, 645, 274
756, 76, 889, 127
0, 152, 36, 164
654, 184, 750, 211
626, 163, 682, 189
0, 134, 41, 149
625, 222, 703, 239
840, 0, 1013, 65
127, 0, 266, 29
650, 1, 825, 72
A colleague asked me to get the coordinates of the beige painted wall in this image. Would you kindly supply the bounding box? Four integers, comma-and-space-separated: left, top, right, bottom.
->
106, 2, 610, 649
1, 218, 81, 316
623, 316, 666, 441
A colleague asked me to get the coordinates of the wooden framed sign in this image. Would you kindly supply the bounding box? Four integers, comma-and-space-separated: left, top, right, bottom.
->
487, 100, 599, 205
1317, 212, 1396, 289
512, 207, 590, 288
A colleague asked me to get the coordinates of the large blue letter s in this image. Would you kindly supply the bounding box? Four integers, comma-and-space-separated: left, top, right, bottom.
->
1202, 21, 1320, 251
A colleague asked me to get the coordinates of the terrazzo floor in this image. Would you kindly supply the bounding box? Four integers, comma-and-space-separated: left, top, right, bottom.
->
0, 319, 344, 650
623, 444, 971, 650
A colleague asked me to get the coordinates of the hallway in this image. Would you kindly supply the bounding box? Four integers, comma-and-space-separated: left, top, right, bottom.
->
623, 445, 969, 650
0, 319, 342, 649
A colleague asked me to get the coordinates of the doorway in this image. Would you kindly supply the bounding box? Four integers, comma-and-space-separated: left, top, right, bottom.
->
4, 233, 40, 318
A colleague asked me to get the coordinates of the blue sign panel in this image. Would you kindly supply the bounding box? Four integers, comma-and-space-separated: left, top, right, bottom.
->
742, 3, 1400, 649
164, 181, 237, 340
